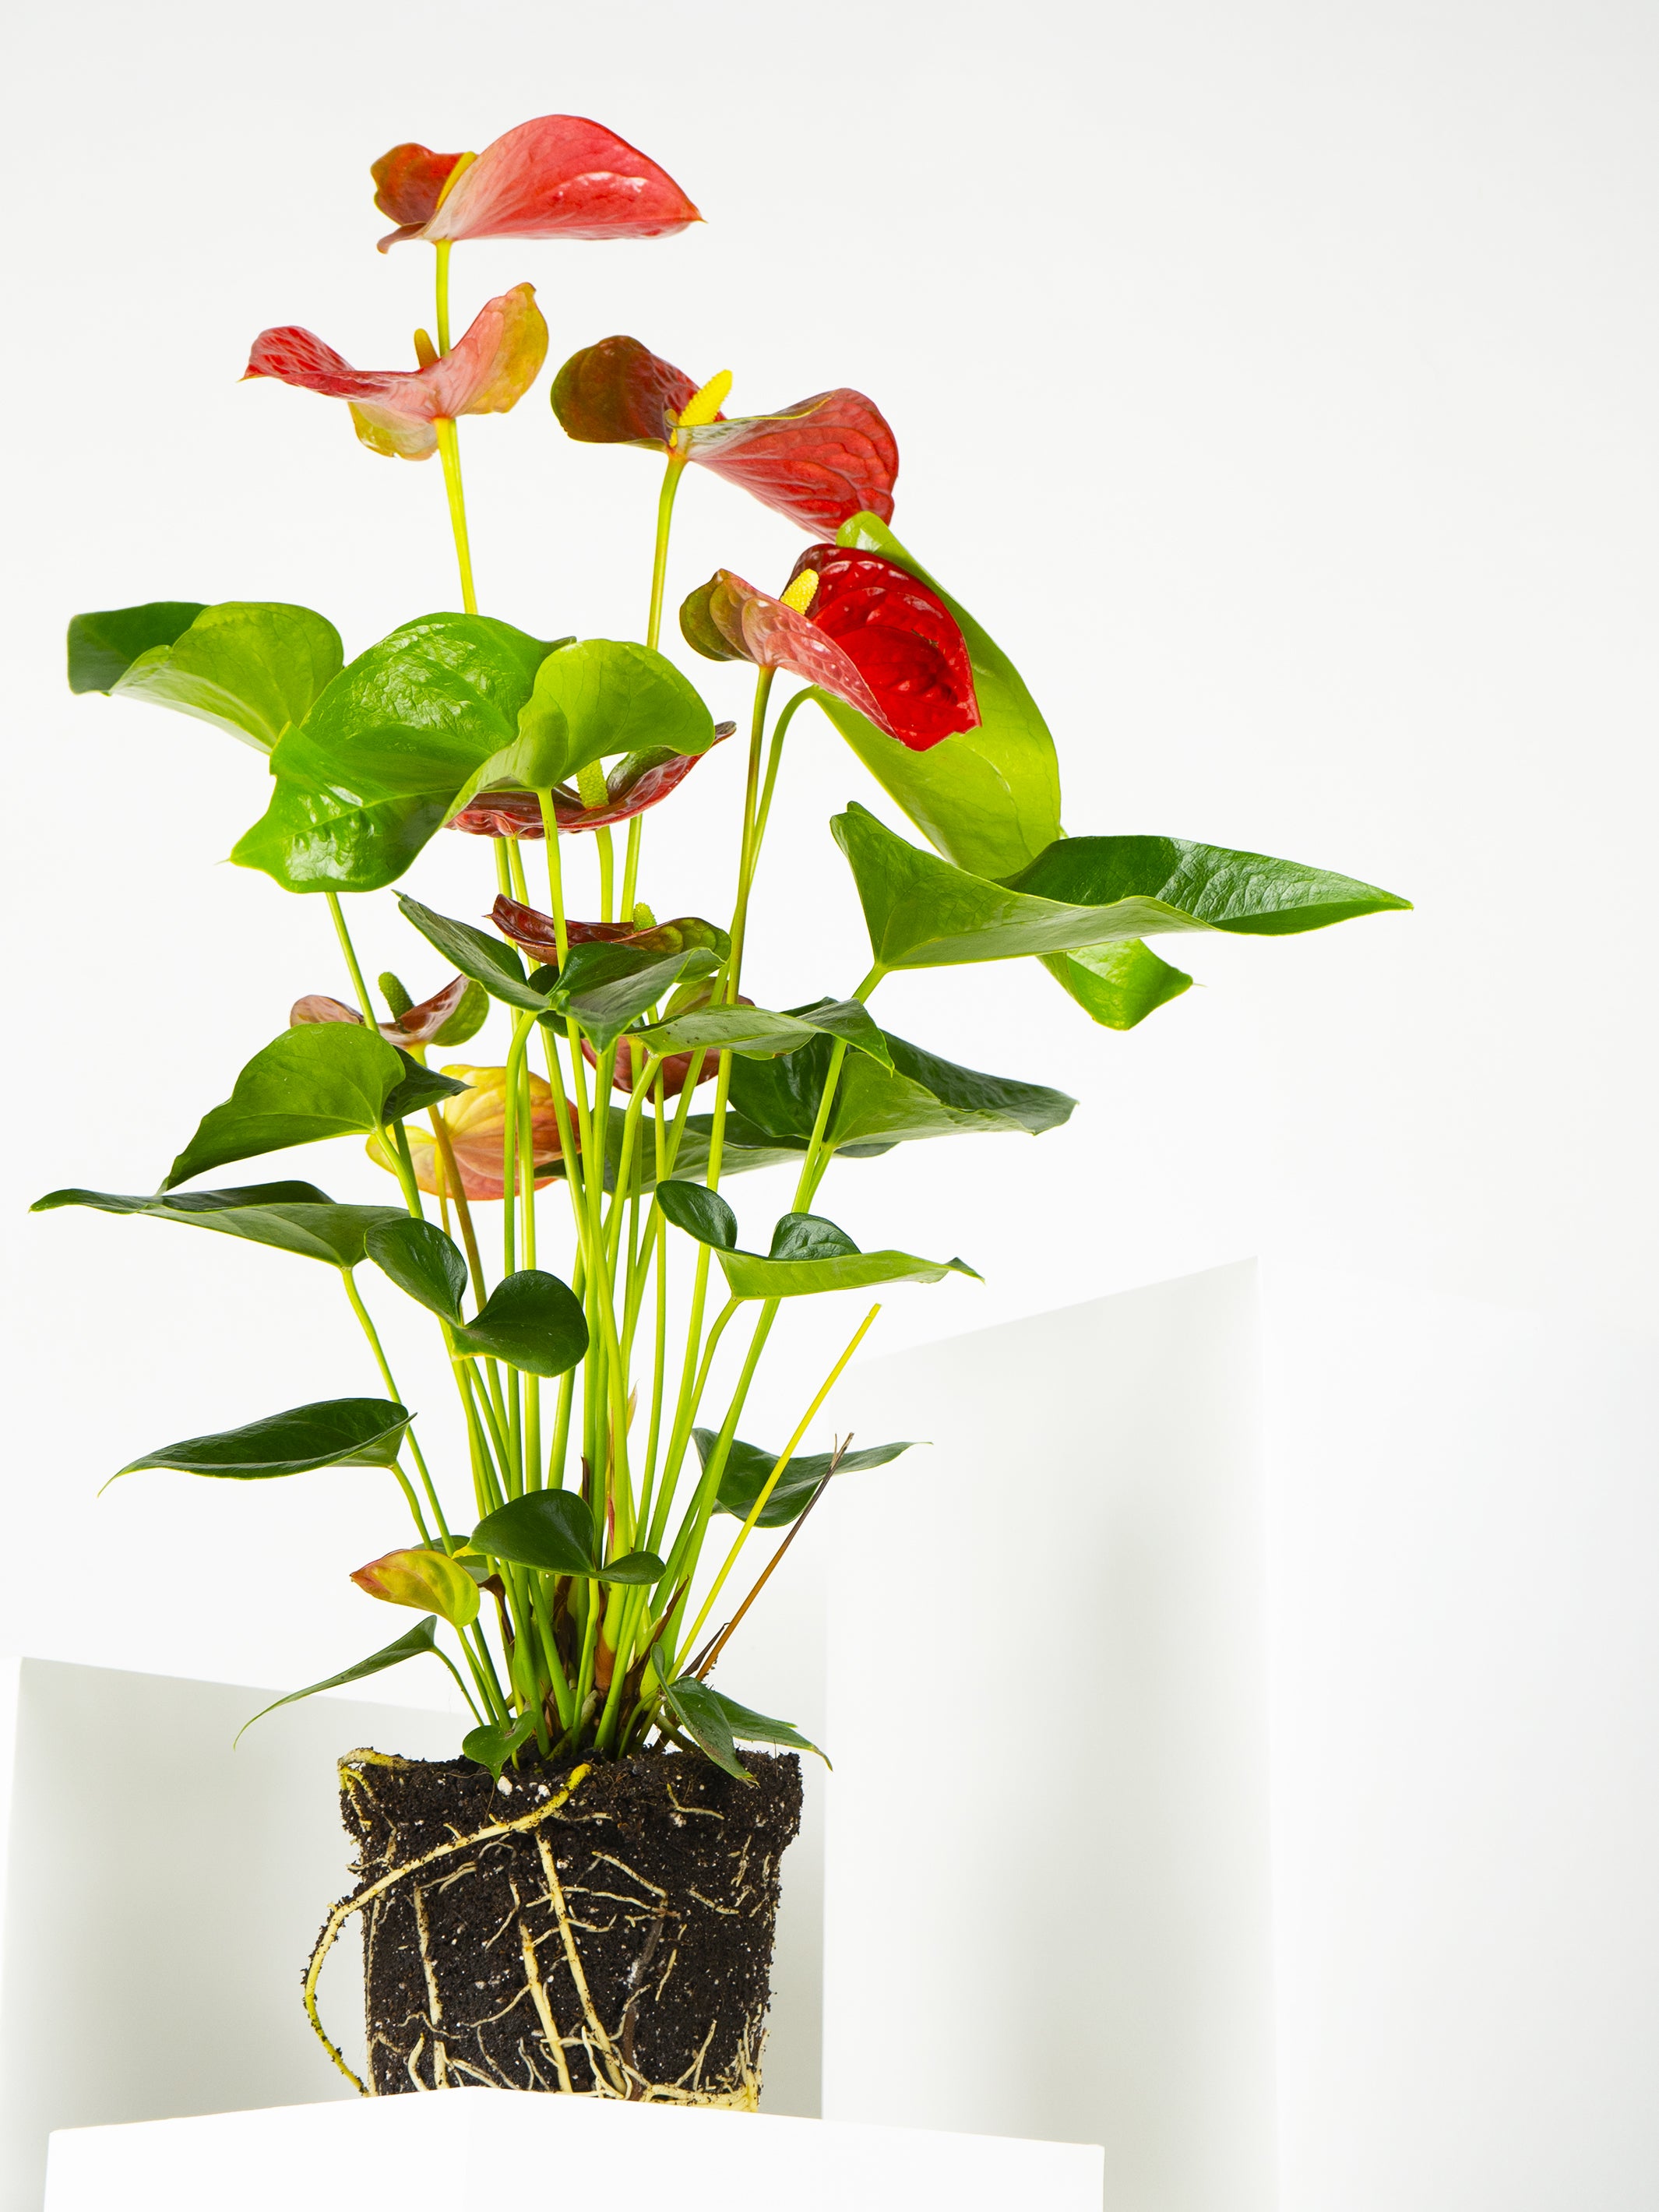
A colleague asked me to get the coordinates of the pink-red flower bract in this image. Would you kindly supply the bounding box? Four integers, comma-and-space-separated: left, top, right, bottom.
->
372, 117, 699, 252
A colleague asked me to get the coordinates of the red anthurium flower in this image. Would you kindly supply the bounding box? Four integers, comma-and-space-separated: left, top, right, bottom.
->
447, 726, 732, 840
552, 336, 897, 534
680, 548, 978, 751
245, 284, 548, 460
371, 117, 699, 253
371, 143, 467, 249
487, 897, 724, 968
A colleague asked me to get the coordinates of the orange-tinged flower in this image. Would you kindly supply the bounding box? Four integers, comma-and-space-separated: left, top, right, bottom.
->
551, 336, 897, 534
244, 284, 548, 460
370, 116, 699, 252
368, 1064, 569, 1201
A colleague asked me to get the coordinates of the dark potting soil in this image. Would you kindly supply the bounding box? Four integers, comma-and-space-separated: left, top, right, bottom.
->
331, 1746, 801, 2102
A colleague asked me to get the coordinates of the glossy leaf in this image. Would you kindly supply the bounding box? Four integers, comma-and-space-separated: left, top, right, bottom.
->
462, 1711, 541, 1779
90, 601, 344, 752
351, 1546, 479, 1629
121, 1397, 410, 1480
689, 1682, 823, 1762
1042, 939, 1193, 1030
551, 941, 724, 1051
636, 995, 891, 1069
236, 1616, 441, 1742
655, 1180, 738, 1250
396, 896, 551, 1010
816, 513, 1063, 878
448, 735, 727, 838
473, 1489, 597, 1574
366, 1217, 467, 1322
696, 1429, 917, 1529
834, 802, 1411, 971
453, 1269, 589, 1376
380, 1051, 470, 1123
31, 1182, 406, 1266
67, 601, 205, 694
1006, 835, 1414, 938
234, 614, 557, 894
726, 1019, 1073, 1156
660, 1196, 975, 1298
448, 639, 717, 815
661, 1675, 751, 1782
164, 1025, 412, 1190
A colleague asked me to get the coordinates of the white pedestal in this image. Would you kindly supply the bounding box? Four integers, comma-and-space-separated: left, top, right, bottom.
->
43, 2092, 1104, 2211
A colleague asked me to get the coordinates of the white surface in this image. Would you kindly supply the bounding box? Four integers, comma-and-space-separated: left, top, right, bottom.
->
43, 2091, 1104, 2212
825, 1263, 1277, 2210
0, 1659, 821, 2212
824, 1264, 1659, 2210
1262, 1268, 1659, 2212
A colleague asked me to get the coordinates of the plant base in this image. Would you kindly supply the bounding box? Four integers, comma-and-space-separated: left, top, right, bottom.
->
307, 1747, 801, 2103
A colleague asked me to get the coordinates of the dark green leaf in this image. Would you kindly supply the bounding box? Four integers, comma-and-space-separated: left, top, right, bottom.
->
552, 942, 724, 1051
234, 614, 557, 893
235, 1616, 441, 1743
121, 1397, 410, 1480
32, 1182, 406, 1266
635, 995, 890, 1069
717, 1214, 977, 1300
1041, 939, 1193, 1029
1007, 835, 1413, 938
834, 802, 1411, 970
601, 1549, 668, 1585
366, 1217, 467, 1322
164, 1025, 410, 1189
473, 1489, 596, 1575
395, 895, 551, 1012
768, 1212, 858, 1262
92, 601, 343, 752
696, 1429, 917, 1528
463, 1711, 541, 1779
662, 1676, 753, 1783
819, 513, 1062, 878
446, 638, 717, 812
726, 1023, 1073, 1155
453, 1270, 589, 1377
656, 1181, 738, 1250
68, 601, 205, 694
379, 1052, 470, 1123
689, 1682, 825, 1763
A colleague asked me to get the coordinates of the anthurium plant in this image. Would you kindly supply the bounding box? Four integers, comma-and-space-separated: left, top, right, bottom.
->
43, 112, 1408, 1791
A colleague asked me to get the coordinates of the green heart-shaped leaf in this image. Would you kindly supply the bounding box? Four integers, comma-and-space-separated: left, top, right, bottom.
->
817, 513, 1062, 879
696, 1429, 917, 1528
656, 1181, 738, 1250
472, 1490, 596, 1575
32, 1182, 407, 1267
463, 1710, 541, 1779
367, 1217, 467, 1322
234, 614, 559, 893
397, 896, 552, 1012
1041, 939, 1193, 1029
91, 601, 344, 752
453, 1270, 589, 1377
121, 1397, 410, 1480
164, 1024, 412, 1189
551, 941, 724, 1051
235, 1615, 441, 1743
449, 639, 716, 813
635, 995, 891, 1068
834, 801, 1411, 970
68, 601, 206, 694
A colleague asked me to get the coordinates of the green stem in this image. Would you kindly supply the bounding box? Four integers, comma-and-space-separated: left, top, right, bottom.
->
435, 419, 477, 614
340, 1270, 450, 1544
326, 893, 375, 1025
646, 456, 687, 653
434, 239, 453, 353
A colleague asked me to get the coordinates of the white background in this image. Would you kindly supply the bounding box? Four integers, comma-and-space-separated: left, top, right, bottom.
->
2, 0, 1654, 2038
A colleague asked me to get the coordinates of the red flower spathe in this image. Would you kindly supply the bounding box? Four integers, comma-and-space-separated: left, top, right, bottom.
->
681, 548, 978, 752
371, 117, 699, 252
552, 335, 896, 535
244, 285, 548, 459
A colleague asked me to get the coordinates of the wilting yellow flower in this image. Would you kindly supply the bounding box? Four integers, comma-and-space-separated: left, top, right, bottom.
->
368, 1064, 569, 1201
